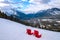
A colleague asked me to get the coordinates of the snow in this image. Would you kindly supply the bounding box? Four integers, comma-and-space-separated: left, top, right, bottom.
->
0, 18, 60, 40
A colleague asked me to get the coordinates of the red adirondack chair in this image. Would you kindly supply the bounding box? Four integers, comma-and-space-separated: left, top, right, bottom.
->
34, 30, 42, 38
26, 29, 33, 35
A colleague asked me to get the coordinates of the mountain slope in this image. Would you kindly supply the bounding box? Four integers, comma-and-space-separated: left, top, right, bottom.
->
0, 18, 60, 40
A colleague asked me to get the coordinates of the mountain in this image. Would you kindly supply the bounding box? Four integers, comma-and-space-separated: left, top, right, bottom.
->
12, 9, 27, 20
25, 8, 60, 19
45, 8, 60, 18
0, 8, 60, 20
15, 8, 60, 20
46, 8, 60, 15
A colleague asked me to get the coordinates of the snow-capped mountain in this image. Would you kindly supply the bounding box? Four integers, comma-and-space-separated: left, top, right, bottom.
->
0, 8, 60, 20
46, 8, 60, 15
26, 8, 60, 19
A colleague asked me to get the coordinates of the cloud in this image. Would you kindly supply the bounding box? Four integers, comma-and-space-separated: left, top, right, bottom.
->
41, 0, 51, 4
0, 3, 9, 7
0, 0, 60, 14
23, 0, 60, 13
0, 0, 23, 11
48, 0, 60, 8
23, 0, 51, 13
0, 0, 10, 7
0, 0, 4, 2
23, 4, 51, 13
0, 0, 30, 10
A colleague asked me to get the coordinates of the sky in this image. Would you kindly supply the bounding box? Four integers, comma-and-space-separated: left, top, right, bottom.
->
0, 0, 60, 13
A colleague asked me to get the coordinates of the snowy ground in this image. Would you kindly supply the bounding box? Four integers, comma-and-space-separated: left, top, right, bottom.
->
0, 18, 60, 40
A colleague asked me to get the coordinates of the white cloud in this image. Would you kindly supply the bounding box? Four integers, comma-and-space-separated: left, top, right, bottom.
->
48, 0, 60, 8
0, 3, 9, 7
0, 0, 60, 14
23, 4, 51, 13
0, 0, 10, 7
0, 0, 22, 11
22, 0, 27, 1
23, 0, 60, 13
0, 0, 4, 2
23, 0, 51, 13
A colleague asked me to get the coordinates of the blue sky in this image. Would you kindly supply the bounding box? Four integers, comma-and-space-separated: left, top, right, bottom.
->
0, 0, 60, 13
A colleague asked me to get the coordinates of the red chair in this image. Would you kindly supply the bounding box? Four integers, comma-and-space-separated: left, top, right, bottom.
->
26, 29, 33, 35
34, 30, 42, 38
